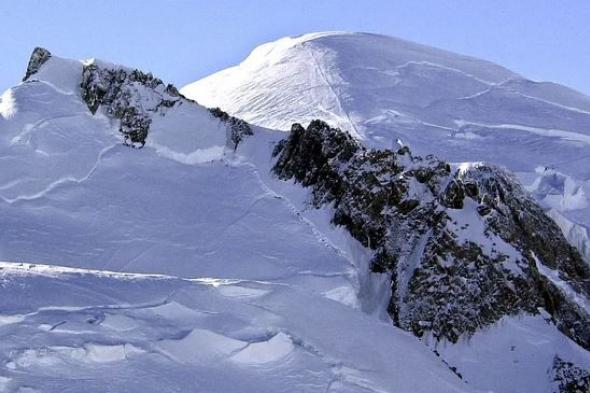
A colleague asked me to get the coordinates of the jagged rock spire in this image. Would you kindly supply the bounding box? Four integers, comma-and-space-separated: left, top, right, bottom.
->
23, 47, 52, 81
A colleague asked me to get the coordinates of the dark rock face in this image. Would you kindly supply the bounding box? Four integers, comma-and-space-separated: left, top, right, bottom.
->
79, 65, 253, 150
273, 120, 590, 348
80, 65, 181, 147
551, 356, 590, 393
209, 107, 253, 150
23, 47, 52, 81
441, 180, 465, 209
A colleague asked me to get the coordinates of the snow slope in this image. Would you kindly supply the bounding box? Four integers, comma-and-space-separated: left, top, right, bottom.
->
182, 31, 590, 262
0, 51, 470, 393
0, 262, 468, 393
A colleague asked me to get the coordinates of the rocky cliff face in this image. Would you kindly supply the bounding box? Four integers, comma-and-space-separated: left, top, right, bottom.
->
273, 120, 590, 349
208, 107, 253, 150
79, 62, 253, 150
80, 64, 182, 147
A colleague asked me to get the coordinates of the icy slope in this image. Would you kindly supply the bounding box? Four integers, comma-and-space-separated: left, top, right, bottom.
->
182, 31, 590, 261
0, 50, 362, 299
182, 32, 518, 136
0, 50, 471, 393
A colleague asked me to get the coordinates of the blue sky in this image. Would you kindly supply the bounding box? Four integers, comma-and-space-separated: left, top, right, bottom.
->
2, 0, 590, 94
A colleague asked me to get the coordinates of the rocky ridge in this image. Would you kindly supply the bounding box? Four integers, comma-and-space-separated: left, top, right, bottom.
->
273, 120, 590, 349
78, 59, 252, 149
22, 47, 52, 81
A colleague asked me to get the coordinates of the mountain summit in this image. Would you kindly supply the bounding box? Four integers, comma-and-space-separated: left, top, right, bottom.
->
183, 31, 590, 263
182, 31, 519, 136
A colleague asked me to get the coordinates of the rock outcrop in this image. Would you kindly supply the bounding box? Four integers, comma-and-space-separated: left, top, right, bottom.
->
209, 107, 253, 150
273, 120, 590, 348
80, 64, 182, 147
552, 356, 590, 393
23, 47, 52, 81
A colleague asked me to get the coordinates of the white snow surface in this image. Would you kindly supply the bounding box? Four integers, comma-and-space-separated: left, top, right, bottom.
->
0, 262, 470, 393
182, 31, 590, 263
438, 314, 590, 393
0, 53, 472, 393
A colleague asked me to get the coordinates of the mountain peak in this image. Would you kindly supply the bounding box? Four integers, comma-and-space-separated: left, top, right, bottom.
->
218, 30, 520, 80
3, 35, 590, 393
182, 32, 520, 137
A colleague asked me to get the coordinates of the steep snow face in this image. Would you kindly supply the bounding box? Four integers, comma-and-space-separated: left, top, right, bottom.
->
0, 50, 471, 393
437, 314, 590, 393
183, 32, 518, 137
182, 31, 590, 260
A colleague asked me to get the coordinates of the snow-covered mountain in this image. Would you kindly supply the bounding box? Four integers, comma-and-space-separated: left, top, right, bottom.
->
0, 47, 471, 393
0, 42, 589, 393
182, 31, 590, 264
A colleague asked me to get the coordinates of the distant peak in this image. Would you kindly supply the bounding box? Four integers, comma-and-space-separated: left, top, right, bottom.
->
251, 31, 368, 54
23, 47, 52, 81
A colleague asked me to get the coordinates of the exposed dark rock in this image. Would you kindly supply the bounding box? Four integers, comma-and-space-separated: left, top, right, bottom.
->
464, 182, 479, 199
79, 63, 253, 152
80, 64, 180, 148
23, 47, 52, 81
441, 180, 465, 209
551, 356, 590, 393
209, 107, 253, 150
272, 120, 590, 348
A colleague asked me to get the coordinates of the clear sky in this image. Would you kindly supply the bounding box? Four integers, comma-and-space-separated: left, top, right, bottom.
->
2, 0, 590, 95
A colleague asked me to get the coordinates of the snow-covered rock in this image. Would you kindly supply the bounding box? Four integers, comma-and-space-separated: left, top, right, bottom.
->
272, 120, 590, 350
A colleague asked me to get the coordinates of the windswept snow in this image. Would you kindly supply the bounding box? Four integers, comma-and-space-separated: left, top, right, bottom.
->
438, 314, 590, 393
230, 332, 294, 365
0, 89, 17, 118
0, 262, 470, 393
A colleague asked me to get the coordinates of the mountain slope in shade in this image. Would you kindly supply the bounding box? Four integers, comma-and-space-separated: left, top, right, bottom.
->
182, 32, 590, 262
